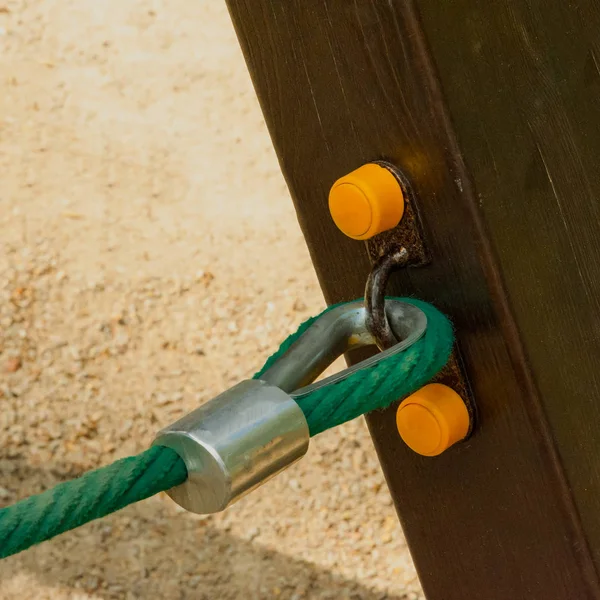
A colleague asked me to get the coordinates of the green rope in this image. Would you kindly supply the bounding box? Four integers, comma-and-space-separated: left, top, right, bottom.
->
256, 297, 453, 436
0, 297, 453, 559
0, 446, 186, 559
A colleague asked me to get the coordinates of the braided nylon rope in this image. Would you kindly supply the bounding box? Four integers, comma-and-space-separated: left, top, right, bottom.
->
257, 297, 454, 436
0, 297, 453, 558
0, 446, 187, 559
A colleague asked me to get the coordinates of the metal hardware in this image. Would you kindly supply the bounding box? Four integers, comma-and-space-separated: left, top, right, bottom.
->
365, 250, 410, 350
153, 380, 309, 514
261, 298, 426, 397
154, 299, 426, 515
367, 162, 430, 267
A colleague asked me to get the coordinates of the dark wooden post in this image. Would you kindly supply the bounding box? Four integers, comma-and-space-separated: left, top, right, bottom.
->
225, 2, 600, 598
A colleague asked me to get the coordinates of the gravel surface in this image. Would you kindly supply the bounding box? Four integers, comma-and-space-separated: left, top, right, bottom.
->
0, 1, 423, 598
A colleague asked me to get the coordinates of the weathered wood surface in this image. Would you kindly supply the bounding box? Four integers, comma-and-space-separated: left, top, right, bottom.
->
225, 1, 600, 598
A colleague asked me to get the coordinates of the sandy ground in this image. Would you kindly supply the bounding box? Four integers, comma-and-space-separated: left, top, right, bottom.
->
0, 1, 422, 598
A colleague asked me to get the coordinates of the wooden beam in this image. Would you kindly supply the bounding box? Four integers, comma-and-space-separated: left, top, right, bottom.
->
225, 1, 600, 598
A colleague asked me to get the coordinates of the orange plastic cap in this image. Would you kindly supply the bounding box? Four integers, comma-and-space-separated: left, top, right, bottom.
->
396, 384, 470, 457
328, 163, 405, 240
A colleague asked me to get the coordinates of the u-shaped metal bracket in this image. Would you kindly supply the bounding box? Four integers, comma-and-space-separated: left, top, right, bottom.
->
260, 299, 426, 397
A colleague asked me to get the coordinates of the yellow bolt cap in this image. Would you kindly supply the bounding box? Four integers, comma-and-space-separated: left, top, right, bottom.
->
396, 384, 470, 457
328, 163, 405, 240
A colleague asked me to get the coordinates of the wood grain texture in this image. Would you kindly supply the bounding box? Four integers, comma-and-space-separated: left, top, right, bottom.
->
225, 1, 600, 598
418, 0, 600, 577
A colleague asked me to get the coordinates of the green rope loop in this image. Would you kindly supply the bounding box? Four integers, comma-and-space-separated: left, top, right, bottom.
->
0, 297, 453, 559
256, 297, 453, 436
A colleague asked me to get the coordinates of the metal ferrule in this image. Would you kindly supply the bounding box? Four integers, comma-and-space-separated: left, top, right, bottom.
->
153, 379, 309, 514
153, 299, 426, 515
